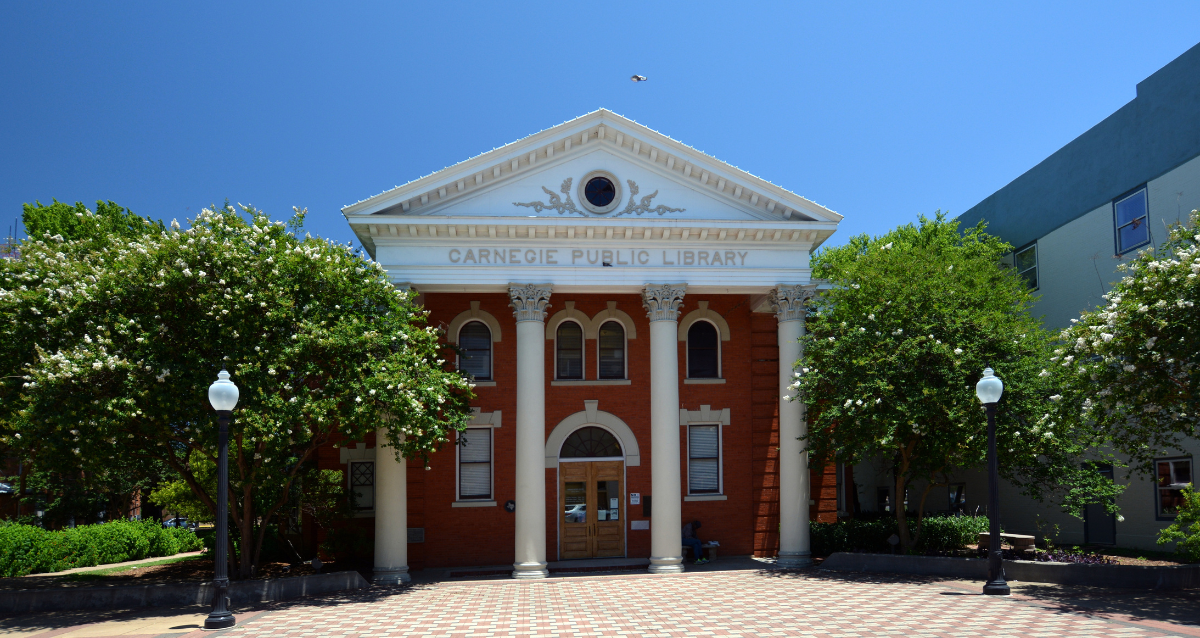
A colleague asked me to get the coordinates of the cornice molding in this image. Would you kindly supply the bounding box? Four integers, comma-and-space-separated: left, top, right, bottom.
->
353, 217, 834, 248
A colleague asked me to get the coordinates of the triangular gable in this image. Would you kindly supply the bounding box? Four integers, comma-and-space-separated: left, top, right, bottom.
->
342, 109, 840, 224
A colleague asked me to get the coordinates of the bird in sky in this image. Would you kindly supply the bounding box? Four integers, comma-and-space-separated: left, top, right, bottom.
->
630, 75, 647, 82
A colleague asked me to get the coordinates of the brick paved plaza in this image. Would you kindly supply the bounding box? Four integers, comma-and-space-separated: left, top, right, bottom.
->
6, 565, 1200, 637
220, 569, 1198, 638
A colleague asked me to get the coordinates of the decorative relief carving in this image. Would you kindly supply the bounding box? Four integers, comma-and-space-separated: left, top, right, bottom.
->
513, 178, 684, 217
615, 180, 685, 217
508, 283, 553, 323
769, 284, 819, 323
513, 179, 583, 216
641, 283, 687, 322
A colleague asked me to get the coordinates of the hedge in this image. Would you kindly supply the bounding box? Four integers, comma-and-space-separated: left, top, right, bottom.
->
811, 515, 991, 556
0, 519, 203, 577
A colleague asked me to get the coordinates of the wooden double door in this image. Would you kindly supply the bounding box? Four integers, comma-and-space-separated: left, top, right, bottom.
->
559, 460, 625, 559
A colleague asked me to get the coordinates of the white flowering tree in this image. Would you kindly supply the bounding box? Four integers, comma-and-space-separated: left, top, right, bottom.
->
797, 214, 1121, 550
1050, 210, 1200, 473
0, 203, 474, 576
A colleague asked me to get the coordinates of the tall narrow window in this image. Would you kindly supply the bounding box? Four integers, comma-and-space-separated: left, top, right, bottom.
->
597, 321, 625, 379
687, 321, 719, 378
1156, 457, 1193, 518
556, 321, 584, 380
1014, 243, 1038, 290
348, 461, 375, 510
1115, 187, 1150, 254
688, 424, 720, 494
458, 428, 492, 500
458, 321, 492, 380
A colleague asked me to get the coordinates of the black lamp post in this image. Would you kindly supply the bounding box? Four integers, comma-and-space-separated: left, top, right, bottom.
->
205, 369, 239, 630
975, 367, 1009, 596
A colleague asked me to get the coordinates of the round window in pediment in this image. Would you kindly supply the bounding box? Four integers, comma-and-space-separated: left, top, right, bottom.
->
577, 171, 622, 214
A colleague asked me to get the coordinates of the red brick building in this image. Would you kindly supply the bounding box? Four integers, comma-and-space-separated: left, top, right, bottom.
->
335, 111, 844, 582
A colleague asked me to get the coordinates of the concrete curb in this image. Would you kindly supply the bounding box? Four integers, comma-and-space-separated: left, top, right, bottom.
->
0, 570, 370, 614
820, 552, 1200, 589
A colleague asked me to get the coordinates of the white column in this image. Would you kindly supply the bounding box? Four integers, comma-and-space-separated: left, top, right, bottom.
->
373, 428, 410, 584
771, 284, 818, 568
509, 283, 552, 579
642, 283, 687, 574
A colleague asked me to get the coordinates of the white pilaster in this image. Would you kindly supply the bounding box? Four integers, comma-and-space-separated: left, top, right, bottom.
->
509, 283, 552, 579
373, 428, 410, 584
771, 284, 818, 568
642, 283, 687, 574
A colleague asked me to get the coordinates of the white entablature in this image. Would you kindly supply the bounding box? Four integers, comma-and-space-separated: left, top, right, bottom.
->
343, 109, 841, 294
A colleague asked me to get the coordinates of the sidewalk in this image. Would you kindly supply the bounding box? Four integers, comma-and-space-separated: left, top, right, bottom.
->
0, 605, 272, 638
4, 558, 1198, 638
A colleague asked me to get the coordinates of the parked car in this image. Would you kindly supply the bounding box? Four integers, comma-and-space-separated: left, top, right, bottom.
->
564, 504, 586, 523
163, 517, 195, 529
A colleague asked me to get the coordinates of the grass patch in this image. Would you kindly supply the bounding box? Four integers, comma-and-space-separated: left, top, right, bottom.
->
64, 553, 206, 580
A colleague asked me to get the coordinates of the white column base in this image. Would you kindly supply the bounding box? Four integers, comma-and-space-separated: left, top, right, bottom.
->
511, 562, 549, 579
373, 568, 412, 584
647, 556, 686, 574
777, 551, 813, 568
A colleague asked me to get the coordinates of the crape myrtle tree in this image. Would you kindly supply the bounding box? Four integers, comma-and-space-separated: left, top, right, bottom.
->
0, 202, 474, 576
795, 214, 1121, 551
0, 201, 168, 524
1049, 209, 1200, 473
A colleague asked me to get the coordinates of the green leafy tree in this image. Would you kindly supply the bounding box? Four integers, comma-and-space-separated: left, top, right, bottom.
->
1157, 485, 1200, 562
797, 214, 1122, 550
22, 200, 164, 243
0, 203, 474, 576
1050, 209, 1200, 473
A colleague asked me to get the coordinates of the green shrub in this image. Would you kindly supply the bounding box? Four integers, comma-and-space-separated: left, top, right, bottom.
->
0, 520, 203, 577
170, 527, 204, 552
917, 515, 990, 553
810, 515, 990, 556
1158, 485, 1200, 563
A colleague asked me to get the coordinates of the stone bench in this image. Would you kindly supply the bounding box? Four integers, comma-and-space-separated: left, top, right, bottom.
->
682, 542, 719, 561
978, 533, 1036, 549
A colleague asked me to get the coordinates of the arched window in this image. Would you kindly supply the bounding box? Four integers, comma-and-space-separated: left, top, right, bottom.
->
560, 427, 622, 458
597, 321, 625, 380
458, 321, 492, 380
687, 321, 719, 378
556, 321, 584, 380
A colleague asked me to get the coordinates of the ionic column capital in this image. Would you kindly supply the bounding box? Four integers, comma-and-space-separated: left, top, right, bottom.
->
769, 284, 819, 323
641, 283, 687, 323
508, 283, 553, 323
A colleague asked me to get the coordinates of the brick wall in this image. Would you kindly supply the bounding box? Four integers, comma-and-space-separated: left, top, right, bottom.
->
316, 292, 839, 569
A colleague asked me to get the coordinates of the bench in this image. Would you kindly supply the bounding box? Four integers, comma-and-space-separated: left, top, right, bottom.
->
977, 532, 1036, 549
682, 542, 719, 562
978, 533, 1037, 556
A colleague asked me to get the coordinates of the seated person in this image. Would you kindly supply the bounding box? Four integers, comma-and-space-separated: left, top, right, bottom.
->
682, 520, 708, 564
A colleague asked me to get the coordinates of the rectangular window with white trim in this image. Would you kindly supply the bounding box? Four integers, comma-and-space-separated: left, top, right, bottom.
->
458, 427, 493, 501
1156, 456, 1193, 519
688, 424, 721, 494
348, 461, 375, 511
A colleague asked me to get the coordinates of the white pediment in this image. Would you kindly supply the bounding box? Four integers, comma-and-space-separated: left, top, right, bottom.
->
342, 110, 840, 225
342, 110, 843, 293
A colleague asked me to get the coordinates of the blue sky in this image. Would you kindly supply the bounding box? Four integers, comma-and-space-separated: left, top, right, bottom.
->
2, 2, 1198, 251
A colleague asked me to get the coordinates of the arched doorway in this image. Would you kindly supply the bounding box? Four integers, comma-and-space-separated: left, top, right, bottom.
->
559, 426, 625, 560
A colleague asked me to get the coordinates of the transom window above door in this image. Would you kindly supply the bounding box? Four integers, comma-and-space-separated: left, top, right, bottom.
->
560, 426, 622, 458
